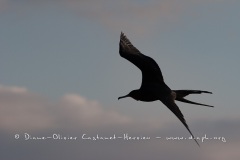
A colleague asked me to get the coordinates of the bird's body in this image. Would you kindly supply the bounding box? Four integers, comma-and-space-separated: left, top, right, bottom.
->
118, 32, 213, 147
127, 86, 170, 102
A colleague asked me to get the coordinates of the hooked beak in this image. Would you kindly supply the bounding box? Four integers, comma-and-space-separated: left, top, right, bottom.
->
118, 94, 129, 100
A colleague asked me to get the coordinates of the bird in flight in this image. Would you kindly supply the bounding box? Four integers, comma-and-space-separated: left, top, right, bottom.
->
118, 32, 213, 146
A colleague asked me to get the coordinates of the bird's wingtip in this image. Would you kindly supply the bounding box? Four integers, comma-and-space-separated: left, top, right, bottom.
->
120, 31, 125, 38
203, 91, 212, 94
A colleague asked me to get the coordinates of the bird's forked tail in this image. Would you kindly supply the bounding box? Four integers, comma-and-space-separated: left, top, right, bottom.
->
173, 90, 213, 107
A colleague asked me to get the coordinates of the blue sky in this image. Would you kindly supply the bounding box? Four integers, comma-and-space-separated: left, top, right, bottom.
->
0, 0, 240, 159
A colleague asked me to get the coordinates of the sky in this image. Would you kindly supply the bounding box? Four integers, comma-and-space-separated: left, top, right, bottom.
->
0, 0, 240, 159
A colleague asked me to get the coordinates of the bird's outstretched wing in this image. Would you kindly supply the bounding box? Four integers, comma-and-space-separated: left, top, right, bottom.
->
161, 98, 200, 146
119, 32, 164, 85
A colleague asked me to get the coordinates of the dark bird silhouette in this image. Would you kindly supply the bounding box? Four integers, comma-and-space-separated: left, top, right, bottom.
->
118, 32, 213, 147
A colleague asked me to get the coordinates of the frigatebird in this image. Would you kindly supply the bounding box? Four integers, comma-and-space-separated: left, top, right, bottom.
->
118, 32, 213, 146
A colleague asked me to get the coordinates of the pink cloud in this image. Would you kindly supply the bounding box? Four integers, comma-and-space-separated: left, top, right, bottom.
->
0, 84, 239, 160
64, 0, 185, 34
0, 85, 55, 131
0, 85, 131, 132
1, 0, 232, 35
0, 0, 10, 11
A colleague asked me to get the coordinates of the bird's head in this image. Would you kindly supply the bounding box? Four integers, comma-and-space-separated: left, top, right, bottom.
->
118, 90, 140, 100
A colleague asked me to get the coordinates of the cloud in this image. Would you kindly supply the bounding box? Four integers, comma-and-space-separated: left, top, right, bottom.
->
0, 85, 131, 132
0, 0, 205, 34
57, 93, 131, 129
0, 84, 240, 160
1, 0, 233, 35
0, 85, 54, 131
63, 0, 185, 34
204, 142, 240, 160
0, 85, 28, 93
0, 0, 9, 11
